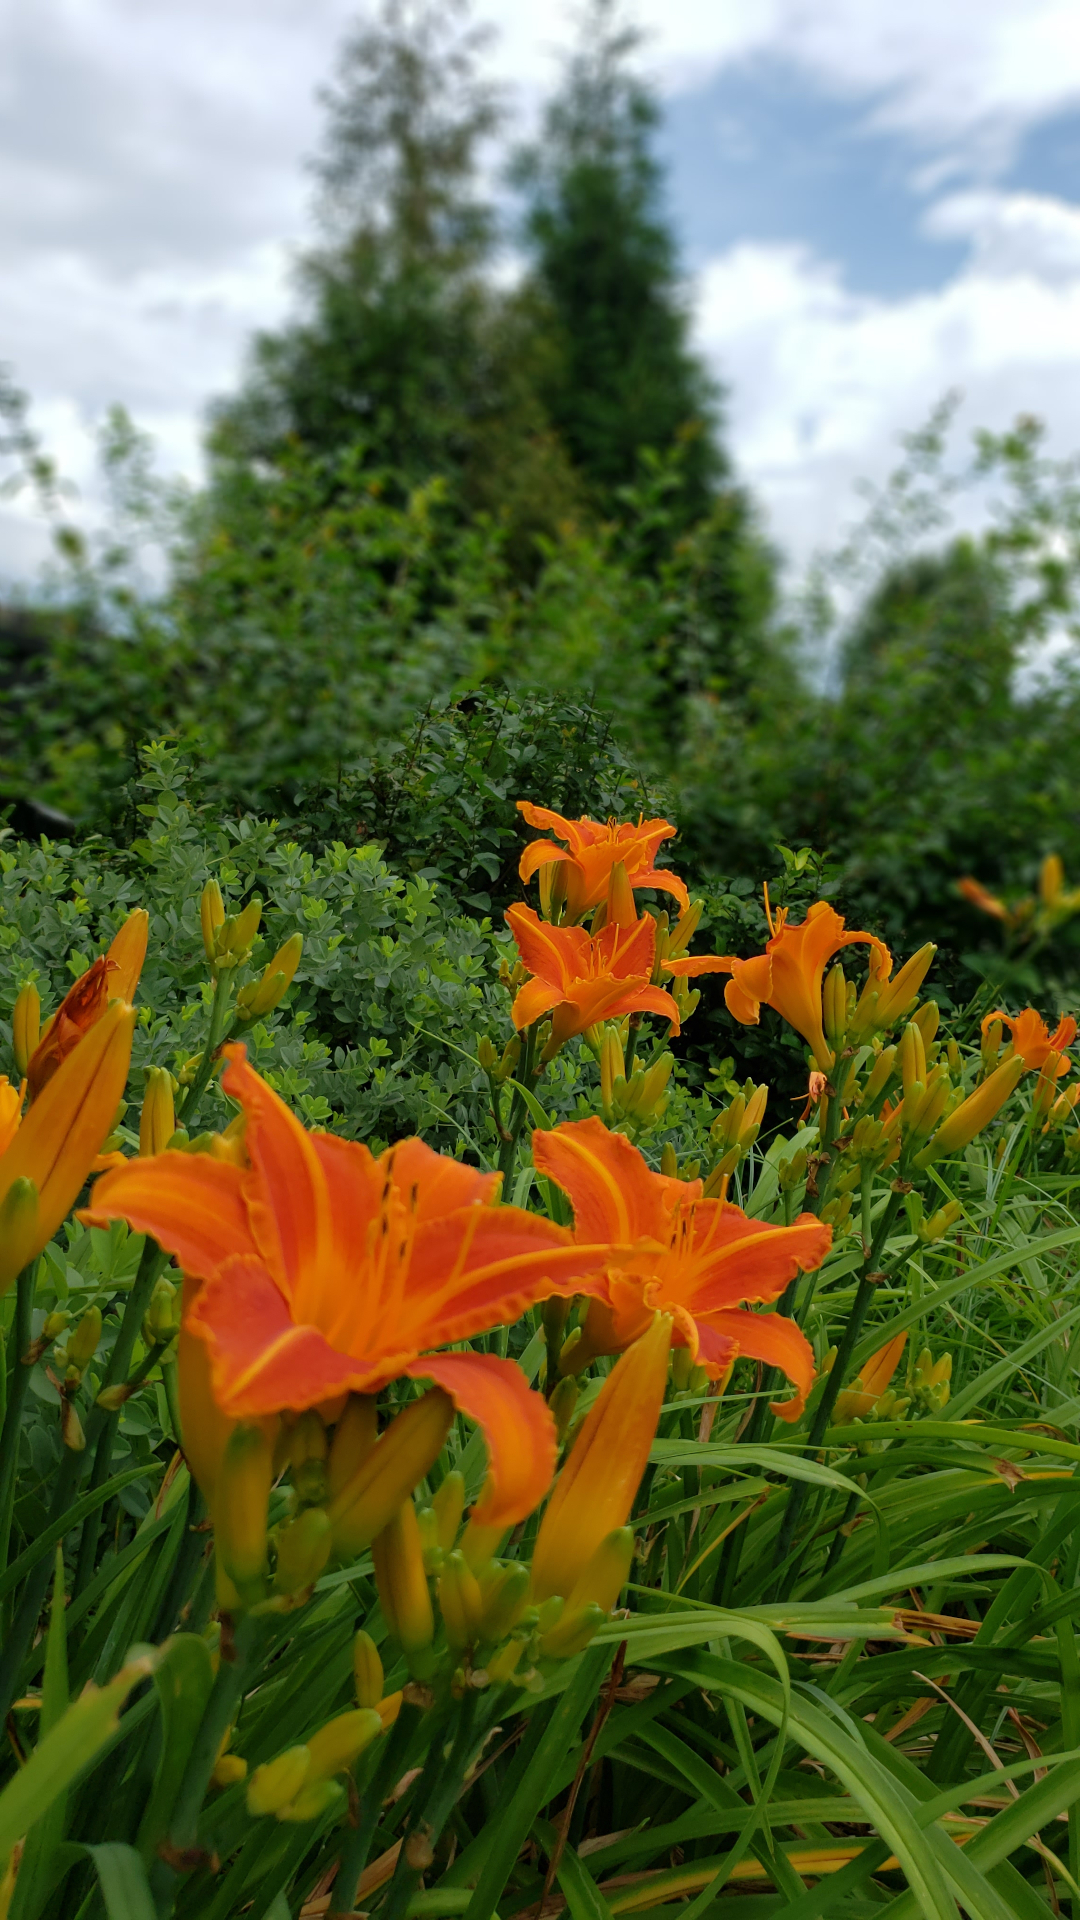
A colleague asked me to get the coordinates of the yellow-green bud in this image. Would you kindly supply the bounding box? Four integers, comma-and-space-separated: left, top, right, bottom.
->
139, 1066, 176, 1157
549, 1374, 578, 1442
353, 1630, 384, 1710
142, 1277, 180, 1348
200, 879, 225, 964
565, 1528, 634, 1615
305, 1707, 384, 1783
216, 1422, 273, 1606
539, 1602, 606, 1660
329, 1390, 453, 1560
327, 1395, 378, 1503
438, 1550, 484, 1652
477, 1037, 497, 1073
246, 1747, 310, 1817
68, 1306, 102, 1372
289, 1409, 329, 1506
478, 1562, 530, 1644
12, 981, 40, 1080
371, 1502, 435, 1670
236, 933, 304, 1022
485, 1636, 526, 1684
0, 1178, 40, 1286
431, 1469, 465, 1552
274, 1507, 332, 1597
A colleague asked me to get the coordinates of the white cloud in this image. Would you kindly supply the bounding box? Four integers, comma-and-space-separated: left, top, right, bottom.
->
694, 190, 1080, 567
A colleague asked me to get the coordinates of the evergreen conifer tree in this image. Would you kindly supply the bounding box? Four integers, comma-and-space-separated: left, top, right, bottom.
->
512, 0, 724, 528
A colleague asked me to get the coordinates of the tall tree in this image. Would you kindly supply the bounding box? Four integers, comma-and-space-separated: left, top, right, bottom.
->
512, 0, 725, 527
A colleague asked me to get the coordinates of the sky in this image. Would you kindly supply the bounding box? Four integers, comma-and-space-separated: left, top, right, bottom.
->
3, 0, 1080, 584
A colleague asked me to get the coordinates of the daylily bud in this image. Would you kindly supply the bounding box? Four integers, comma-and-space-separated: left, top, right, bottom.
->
981, 1020, 1004, 1075
538, 1602, 606, 1660
247, 1747, 310, 1817
911, 1002, 940, 1047
431, 1470, 465, 1552
565, 1527, 634, 1615
869, 944, 937, 1032
496, 1035, 521, 1083
200, 879, 225, 964
659, 1140, 677, 1178
1033, 1055, 1063, 1121
606, 861, 637, 930
486, 1637, 526, 1684
305, 1707, 384, 1784
236, 933, 304, 1022
477, 1037, 497, 1073
899, 1022, 926, 1098
216, 1422, 273, 1606
62, 1401, 86, 1451
531, 1314, 671, 1605
278, 1778, 346, 1823
229, 898, 263, 957
12, 982, 40, 1079
833, 1331, 907, 1424
1041, 853, 1064, 908
460, 1511, 503, 1574
917, 1055, 1026, 1165
329, 1389, 453, 1559
671, 1344, 695, 1392
549, 1374, 578, 1442
137, 1065, 175, 1158
538, 857, 568, 923
274, 1507, 332, 1597
599, 1025, 624, 1121
327, 1395, 379, 1503
353, 1630, 384, 1710
213, 1753, 248, 1789
289, 1409, 329, 1506
0, 1177, 40, 1284
478, 1562, 530, 1643
438, 1549, 484, 1651
142, 1277, 181, 1347
823, 963, 848, 1052
920, 1198, 963, 1243
857, 1046, 898, 1110
371, 1502, 435, 1675
664, 899, 704, 964
68, 1305, 102, 1372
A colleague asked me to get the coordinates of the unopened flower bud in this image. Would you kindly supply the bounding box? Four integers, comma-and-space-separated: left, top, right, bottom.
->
247, 1747, 310, 1817
486, 1636, 527, 1684
439, 1549, 484, 1651
142, 1277, 181, 1348
823, 963, 848, 1052
289, 1409, 329, 1506
911, 1001, 940, 1047
68, 1305, 102, 1372
899, 1022, 927, 1098
917, 1055, 1026, 1165
329, 1390, 452, 1559
274, 1506, 332, 1597
0, 1177, 40, 1284
212, 1752, 248, 1789
431, 1469, 465, 1552
216, 1422, 273, 1607
200, 879, 225, 964
353, 1630, 384, 1710
139, 1065, 176, 1157
549, 1374, 578, 1442
539, 1601, 606, 1660
236, 933, 303, 1022
372, 1502, 435, 1677
478, 1562, 530, 1644
305, 1707, 384, 1784
12, 981, 40, 1079
477, 1037, 497, 1073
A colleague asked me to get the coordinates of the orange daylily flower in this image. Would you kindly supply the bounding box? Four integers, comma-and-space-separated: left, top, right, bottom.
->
706, 896, 891, 1072
982, 1007, 1077, 1075
83, 1047, 623, 1528
517, 804, 689, 920
532, 1117, 832, 1423
505, 905, 681, 1049
27, 911, 148, 1100
0, 998, 136, 1292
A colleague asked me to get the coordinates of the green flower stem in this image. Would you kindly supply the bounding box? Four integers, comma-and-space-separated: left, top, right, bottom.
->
770, 1186, 905, 1597
73, 1237, 170, 1597
0, 1264, 35, 1584
496, 1024, 542, 1189
175, 968, 235, 1132
165, 1611, 262, 1857
378, 1690, 485, 1920
330, 1699, 425, 1919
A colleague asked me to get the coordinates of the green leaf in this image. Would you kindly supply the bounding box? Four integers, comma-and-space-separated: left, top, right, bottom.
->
85, 1844, 158, 1920
0, 1465, 163, 1606
10, 1551, 71, 1920
0, 1651, 159, 1872
136, 1633, 216, 1858
552, 1838, 615, 1920
649, 1439, 869, 1497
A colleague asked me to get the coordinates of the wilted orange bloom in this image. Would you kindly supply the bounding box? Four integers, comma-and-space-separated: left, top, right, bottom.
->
832, 1330, 907, 1425
28, 911, 148, 1101
533, 1117, 832, 1422
0, 999, 136, 1292
517, 804, 689, 920
958, 876, 1010, 923
505, 905, 681, 1050
84, 1047, 623, 1528
982, 1006, 1077, 1074
707, 897, 891, 1072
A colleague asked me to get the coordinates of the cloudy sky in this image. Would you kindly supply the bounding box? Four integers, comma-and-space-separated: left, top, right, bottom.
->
4, 0, 1080, 583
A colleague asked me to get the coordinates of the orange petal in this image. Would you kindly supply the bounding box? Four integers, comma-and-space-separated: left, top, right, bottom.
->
685, 1208, 833, 1313
82, 1146, 252, 1283
1, 1000, 136, 1291
597, 914, 656, 979
663, 955, 735, 977
723, 953, 773, 1026
404, 1351, 555, 1528
516, 801, 579, 845
188, 1255, 394, 1416
531, 1313, 672, 1601
505, 905, 589, 986
220, 1045, 335, 1300
534, 1116, 674, 1246
107, 909, 149, 1001
406, 1206, 613, 1348
634, 865, 690, 911
385, 1138, 501, 1219
698, 1306, 815, 1423
511, 977, 563, 1031
519, 840, 572, 884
